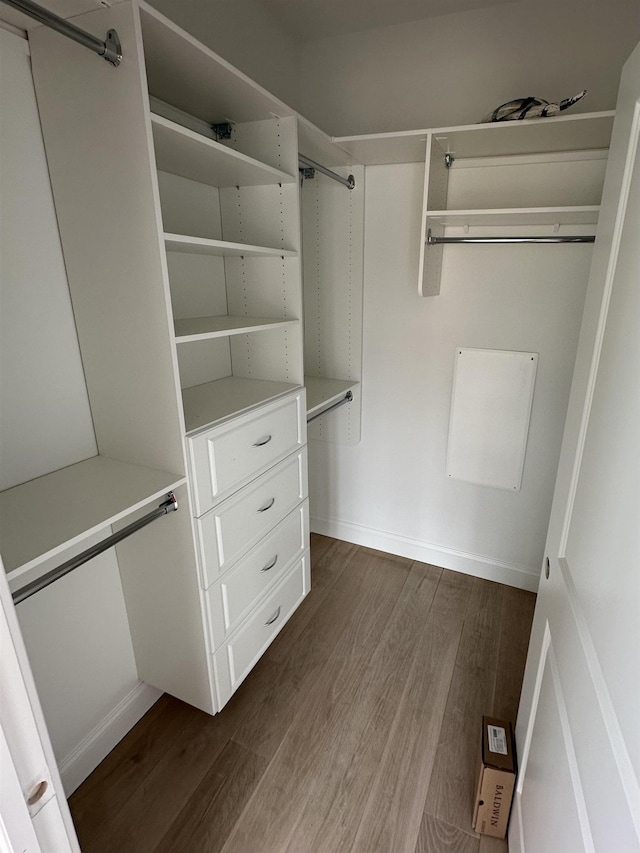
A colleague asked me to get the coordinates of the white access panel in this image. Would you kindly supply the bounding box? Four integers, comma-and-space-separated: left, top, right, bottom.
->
446, 348, 538, 491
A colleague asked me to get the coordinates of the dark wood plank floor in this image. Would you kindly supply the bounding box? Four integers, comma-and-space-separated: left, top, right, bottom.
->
69, 535, 536, 853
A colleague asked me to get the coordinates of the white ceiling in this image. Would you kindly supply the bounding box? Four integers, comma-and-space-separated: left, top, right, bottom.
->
255, 0, 517, 42
1, 0, 517, 40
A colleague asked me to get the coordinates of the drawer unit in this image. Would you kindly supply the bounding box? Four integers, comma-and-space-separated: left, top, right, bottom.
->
188, 391, 306, 516
196, 449, 308, 581
212, 551, 310, 709
207, 501, 309, 646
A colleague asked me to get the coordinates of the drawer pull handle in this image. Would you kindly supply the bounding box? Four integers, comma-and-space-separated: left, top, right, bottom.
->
253, 435, 272, 447
265, 606, 281, 626
261, 555, 278, 572
258, 497, 275, 513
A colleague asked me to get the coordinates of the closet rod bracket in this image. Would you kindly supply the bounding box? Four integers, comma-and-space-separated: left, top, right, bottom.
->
103, 29, 122, 67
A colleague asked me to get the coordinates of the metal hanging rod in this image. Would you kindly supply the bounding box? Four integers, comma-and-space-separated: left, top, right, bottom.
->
427, 229, 595, 245
307, 390, 353, 424
12, 493, 178, 605
299, 154, 355, 190
1, 0, 122, 66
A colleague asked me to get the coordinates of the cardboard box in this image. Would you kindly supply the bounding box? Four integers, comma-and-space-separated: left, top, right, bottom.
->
472, 716, 517, 839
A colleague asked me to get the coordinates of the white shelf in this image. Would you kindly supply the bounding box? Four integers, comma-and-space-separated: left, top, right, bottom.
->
164, 233, 297, 258
174, 315, 298, 343
182, 376, 302, 433
151, 114, 296, 188
427, 112, 615, 159
140, 2, 297, 126
335, 111, 615, 166
426, 206, 601, 227
0, 456, 186, 578
305, 376, 359, 418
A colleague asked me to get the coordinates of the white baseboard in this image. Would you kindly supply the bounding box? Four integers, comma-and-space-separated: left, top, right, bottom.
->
58, 681, 162, 796
311, 515, 540, 592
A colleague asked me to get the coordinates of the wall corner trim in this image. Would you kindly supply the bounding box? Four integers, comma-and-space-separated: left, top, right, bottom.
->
58, 681, 162, 796
311, 515, 540, 592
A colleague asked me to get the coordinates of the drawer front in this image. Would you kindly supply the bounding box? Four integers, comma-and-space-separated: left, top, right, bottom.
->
188, 391, 306, 516
207, 501, 309, 646
196, 449, 308, 581
213, 551, 310, 709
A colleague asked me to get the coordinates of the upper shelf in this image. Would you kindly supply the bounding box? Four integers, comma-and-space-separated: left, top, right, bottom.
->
151, 114, 297, 188
139, 1, 297, 126
425, 206, 601, 227
334, 111, 615, 165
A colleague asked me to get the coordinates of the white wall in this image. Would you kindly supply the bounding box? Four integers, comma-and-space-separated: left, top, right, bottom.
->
298, 0, 640, 135
146, 0, 302, 113
309, 162, 591, 589
0, 26, 156, 794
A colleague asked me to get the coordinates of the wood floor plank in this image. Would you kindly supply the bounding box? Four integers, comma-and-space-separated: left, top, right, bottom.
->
478, 832, 509, 853
265, 535, 359, 665
282, 560, 443, 853
414, 813, 480, 853
221, 548, 414, 853
230, 539, 380, 761
492, 585, 536, 722
154, 739, 269, 853
423, 577, 505, 832
350, 569, 473, 853
73, 701, 240, 853
68, 538, 535, 853
69, 694, 202, 848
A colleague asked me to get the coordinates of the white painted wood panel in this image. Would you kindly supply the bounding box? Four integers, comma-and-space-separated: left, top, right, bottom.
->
15, 542, 140, 767
166, 251, 227, 320
151, 114, 296, 187
174, 315, 298, 342
305, 377, 359, 418
115, 483, 214, 715
206, 501, 309, 641
196, 449, 308, 576
1, 562, 79, 852
212, 551, 310, 709
28, 3, 186, 476
181, 377, 301, 432
446, 348, 538, 491
138, 2, 296, 128
0, 28, 97, 492
188, 390, 305, 514
445, 153, 607, 210
302, 164, 364, 444
0, 457, 184, 579
514, 42, 640, 853
164, 234, 296, 257
335, 113, 614, 166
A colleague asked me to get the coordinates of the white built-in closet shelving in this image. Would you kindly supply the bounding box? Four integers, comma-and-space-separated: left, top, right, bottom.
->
335, 110, 615, 295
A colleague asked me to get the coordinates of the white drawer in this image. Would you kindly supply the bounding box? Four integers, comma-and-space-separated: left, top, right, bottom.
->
188, 391, 306, 516
207, 501, 309, 645
196, 449, 308, 580
213, 551, 310, 709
